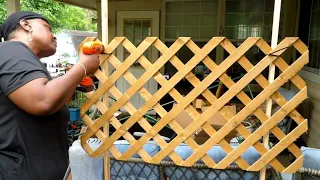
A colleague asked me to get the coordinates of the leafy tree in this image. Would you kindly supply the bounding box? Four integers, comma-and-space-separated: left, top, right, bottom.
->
0, 0, 97, 33
0, 0, 6, 24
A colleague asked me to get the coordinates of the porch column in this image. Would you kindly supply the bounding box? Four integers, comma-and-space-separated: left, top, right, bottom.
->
101, 0, 108, 44
260, 0, 282, 179
96, 0, 102, 40
6, 0, 20, 16
100, 0, 110, 180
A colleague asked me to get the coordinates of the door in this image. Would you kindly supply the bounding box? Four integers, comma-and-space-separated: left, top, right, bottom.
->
116, 11, 160, 113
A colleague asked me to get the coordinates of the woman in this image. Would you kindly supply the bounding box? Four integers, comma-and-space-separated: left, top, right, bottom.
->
0, 11, 100, 179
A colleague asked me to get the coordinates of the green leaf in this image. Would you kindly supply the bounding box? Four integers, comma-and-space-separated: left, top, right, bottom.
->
1, 0, 97, 33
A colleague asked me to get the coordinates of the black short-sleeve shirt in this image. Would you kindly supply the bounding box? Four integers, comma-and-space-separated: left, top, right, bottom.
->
0, 41, 69, 180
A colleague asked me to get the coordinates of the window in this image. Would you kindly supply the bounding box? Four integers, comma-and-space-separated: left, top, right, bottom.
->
123, 19, 152, 66
224, 0, 284, 80
299, 0, 320, 85
165, 0, 219, 41
305, 0, 320, 74
225, 0, 284, 41
235, 25, 262, 39
164, 0, 285, 80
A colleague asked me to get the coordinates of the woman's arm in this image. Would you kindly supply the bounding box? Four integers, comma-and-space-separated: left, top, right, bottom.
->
8, 53, 100, 116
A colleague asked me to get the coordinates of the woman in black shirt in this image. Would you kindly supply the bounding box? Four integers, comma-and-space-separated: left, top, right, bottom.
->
0, 11, 100, 180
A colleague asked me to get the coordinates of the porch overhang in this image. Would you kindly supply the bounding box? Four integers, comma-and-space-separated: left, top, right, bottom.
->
55, 0, 97, 10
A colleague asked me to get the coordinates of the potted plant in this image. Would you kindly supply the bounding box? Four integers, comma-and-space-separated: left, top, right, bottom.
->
67, 92, 87, 122
68, 100, 81, 122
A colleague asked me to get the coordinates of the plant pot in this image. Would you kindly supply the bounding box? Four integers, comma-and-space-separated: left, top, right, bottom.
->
69, 108, 80, 122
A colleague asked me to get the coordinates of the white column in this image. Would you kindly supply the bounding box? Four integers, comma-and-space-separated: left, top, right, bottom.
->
101, 0, 108, 45
96, 0, 102, 40
260, 0, 282, 179
100, 0, 110, 180
6, 0, 20, 16
271, 0, 282, 49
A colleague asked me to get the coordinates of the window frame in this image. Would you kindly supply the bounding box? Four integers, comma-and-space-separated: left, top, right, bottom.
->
299, 0, 320, 84
164, 0, 220, 42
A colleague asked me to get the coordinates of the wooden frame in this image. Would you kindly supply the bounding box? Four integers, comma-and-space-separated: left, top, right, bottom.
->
79, 36, 308, 176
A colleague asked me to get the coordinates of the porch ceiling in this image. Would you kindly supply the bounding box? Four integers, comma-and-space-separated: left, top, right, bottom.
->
55, 0, 97, 10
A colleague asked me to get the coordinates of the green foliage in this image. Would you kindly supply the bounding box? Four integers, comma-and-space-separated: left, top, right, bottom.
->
67, 100, 81, 109
0, 0, 6, 24
0, 0, 97, 33
68, 91, 87, 108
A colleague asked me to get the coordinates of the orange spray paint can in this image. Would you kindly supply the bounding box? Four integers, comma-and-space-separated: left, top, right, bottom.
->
82, 41, 104, 55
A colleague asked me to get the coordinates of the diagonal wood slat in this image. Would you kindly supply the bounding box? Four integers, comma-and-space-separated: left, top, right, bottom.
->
182, 38, 308, 168
216, 39, 304, 161
122, 39, 249, 168
150, 38, 296, 166
106, 51, 184, 164
80, 37, 188, 147
121, 40, 220, 167
79, 37, 309, 173
120, 38, 259, 162
89, 37, 223, 157
183, 39, 286, 169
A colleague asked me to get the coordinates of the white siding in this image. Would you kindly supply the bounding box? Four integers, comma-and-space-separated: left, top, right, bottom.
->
298, 80, 320, 148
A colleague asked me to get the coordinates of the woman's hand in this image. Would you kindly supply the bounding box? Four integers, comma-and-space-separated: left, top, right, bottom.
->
78, 52, 100, 75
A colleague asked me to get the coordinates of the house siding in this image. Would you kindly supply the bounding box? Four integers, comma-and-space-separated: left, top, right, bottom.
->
302, 80, 320, 148
290, 79, 320, 148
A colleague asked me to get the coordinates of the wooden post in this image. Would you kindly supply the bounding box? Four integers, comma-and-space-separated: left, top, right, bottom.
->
101, 0, 110, 179
6, 0, 20, 16
260, 0, 282, 179
216, 0, 226, 64
96, 1, 102, 40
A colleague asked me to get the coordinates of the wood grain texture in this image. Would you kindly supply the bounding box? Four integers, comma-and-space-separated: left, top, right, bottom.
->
79, 37, 308, 173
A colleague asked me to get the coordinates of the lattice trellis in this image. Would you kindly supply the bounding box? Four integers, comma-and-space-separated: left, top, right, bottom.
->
79, 37, 308, 173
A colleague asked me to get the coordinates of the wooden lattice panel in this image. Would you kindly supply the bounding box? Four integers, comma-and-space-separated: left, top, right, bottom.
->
79, 37, 308, 173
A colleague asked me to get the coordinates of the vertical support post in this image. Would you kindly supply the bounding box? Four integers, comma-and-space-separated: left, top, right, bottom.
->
101, 0, 110, 180
6, 0, 20, 16
282, 0, 299, 89
96, 1, 102, 40
259, 0, 282, 179
216, 0, 226, 64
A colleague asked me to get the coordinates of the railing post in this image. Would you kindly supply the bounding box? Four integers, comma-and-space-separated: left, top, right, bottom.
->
100, 0, 110, 179
260, 0, 282, 179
